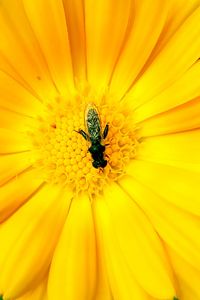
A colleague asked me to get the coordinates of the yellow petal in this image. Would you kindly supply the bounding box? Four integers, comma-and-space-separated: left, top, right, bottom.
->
0, 184, 72, 299
93, 195, 154, 300
94, 225, 112, 300
0, 153, 32, 186
141, 0, 200, 74
102, 183, 175, 298
124, 6, 200, 108
150, 0, 200, 60
126, 160, 200, 215
48, 195, 96, 300
23, 0, 74, 95
137, 129, 200, 166
62, 0, 86, 81
134, 60, 200, 122
16, 276, 48, 300
0, 168, 43, 222
119, 174, 200, 271
167, 246, 200, 300
137, 97, 200, 137
0, 107, 36, 132
85, 0, 132, 94
0, 128, 31, 153
0, 71, 42, 116
0, 0, 58, 100
109, 0, 168, 99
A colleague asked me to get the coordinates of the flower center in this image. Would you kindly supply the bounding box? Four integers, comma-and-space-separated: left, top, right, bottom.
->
30, 91, 137, 198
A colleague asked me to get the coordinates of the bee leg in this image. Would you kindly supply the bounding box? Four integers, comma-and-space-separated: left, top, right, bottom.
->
75, 129, 90, 141
98, 167, 104, 174
103, 124, 109, 139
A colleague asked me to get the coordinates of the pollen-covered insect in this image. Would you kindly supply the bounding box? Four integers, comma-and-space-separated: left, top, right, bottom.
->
76, 103, 109, 169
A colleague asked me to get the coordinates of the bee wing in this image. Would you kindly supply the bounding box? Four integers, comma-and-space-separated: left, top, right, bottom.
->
85, 103, 102, 141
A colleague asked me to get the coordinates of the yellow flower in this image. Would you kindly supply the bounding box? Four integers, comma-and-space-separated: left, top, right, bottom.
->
0, 0, 200, 299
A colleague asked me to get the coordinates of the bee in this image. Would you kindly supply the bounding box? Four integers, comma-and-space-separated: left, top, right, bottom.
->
76, 103, 109, 169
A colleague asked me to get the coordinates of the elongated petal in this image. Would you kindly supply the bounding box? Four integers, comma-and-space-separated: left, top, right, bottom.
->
16, 276, 48, 300
110, 0, 168, 99
167, 246, 200, 300
23, 0, 74, 94
134, 60, 200, 122
149, 0, 200, 60
94, 224, 112, 300
137, 97, 200, 137
0, 184, 72, 299
0, 128, 31, 153
0, 168, 44, 222
137, 129, 200, 171
93, 196, 154, 300
48, 195, 96, 300
119, 174, 200, 271
0, 153, 32, 186
126, 160, 200, 214
62, 0, 86, 81
85, 0, 132, 94
0, 71, 42, 116
124, 6, 200, 108
102, 183, 175, 298
0, 0, 58, 100
0, 108, 36, 132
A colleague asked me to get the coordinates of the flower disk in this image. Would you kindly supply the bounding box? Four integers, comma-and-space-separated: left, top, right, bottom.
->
31, 93, 137, 197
